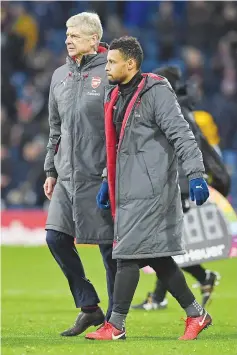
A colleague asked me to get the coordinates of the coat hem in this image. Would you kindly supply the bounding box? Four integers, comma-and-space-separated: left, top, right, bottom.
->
75, 239, 113, 245
112, 249, 186, 260
46, 224, 113, 245
45, 224, 74, 237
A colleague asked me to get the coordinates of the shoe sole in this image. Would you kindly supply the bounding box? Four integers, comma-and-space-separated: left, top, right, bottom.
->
197, 320, 213, 339
193, 322, 213, 340
85, 335, 126, 341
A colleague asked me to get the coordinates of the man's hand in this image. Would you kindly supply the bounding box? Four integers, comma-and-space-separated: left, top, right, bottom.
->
189, 178, 209, 206
44, 177, 57, 200
96, 180, 110, 209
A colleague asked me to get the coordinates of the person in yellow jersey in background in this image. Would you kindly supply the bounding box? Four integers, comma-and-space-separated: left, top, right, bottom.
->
10, 3, 39, 54
194, 110, 222, 157
193, 110, 230, 196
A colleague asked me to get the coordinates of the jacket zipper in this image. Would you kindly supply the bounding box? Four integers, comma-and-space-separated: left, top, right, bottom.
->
71, 70, 82, 220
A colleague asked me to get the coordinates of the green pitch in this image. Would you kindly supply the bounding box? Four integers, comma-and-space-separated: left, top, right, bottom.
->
2, 246, 237, 355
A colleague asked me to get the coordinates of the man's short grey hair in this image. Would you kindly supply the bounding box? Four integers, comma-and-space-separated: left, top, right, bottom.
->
66, 12, 103, 41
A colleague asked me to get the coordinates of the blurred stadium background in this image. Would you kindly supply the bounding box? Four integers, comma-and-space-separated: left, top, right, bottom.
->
1, 2, 237, 355
1, 0, 237, 211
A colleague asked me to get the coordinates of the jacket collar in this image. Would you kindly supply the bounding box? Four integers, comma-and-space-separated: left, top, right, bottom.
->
66, 42, 109, 72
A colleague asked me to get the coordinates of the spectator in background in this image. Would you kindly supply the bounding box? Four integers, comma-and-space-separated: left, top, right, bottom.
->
209, 71, 237, 151
105, 15, 128, 43
17, 81, 46, 124
209, 31, 237, 151
182, 47, 204, 84
221, 3, 237, 36
155, 2, 177, 62
1, 4, 26, 73
1, 107, 12, 147
1, 72, 17, 121
211, 37, 232, 85
3, 135, 47, 207
186, 1, 212, 50
10, 3, 39, 54
20, 137, 46, 205
226, 31, 237, 67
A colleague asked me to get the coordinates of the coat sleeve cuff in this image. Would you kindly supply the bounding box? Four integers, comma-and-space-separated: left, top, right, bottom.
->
45, 170, 58, 178
188, 172, 204, 180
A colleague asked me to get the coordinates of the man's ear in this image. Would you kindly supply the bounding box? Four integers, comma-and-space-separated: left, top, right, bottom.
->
91, 33, 99, 47
127, 58, 137, 71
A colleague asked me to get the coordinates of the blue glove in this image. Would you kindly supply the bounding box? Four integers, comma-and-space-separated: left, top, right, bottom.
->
189, 177, 209, 206
96, 180, 110, 209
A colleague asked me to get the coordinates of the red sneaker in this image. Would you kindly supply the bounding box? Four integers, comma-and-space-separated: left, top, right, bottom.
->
85, 321, 126, 340
179, 311, 212, 340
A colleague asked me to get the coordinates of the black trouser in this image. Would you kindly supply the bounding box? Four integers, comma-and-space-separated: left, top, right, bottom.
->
112, 257, 195, 315
46, 229, 116, 320
154, 265, 207, 303
153, 198, 207, 303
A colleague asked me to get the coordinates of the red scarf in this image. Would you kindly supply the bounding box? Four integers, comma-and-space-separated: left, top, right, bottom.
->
104, 78, 146, 218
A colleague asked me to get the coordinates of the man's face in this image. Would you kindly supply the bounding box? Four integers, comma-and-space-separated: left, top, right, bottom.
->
65, 26, 97, 57
105, 49, 130, 84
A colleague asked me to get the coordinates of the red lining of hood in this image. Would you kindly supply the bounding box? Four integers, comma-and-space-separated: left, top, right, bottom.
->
98, 45, 107, 53
142, 73, 163, 81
